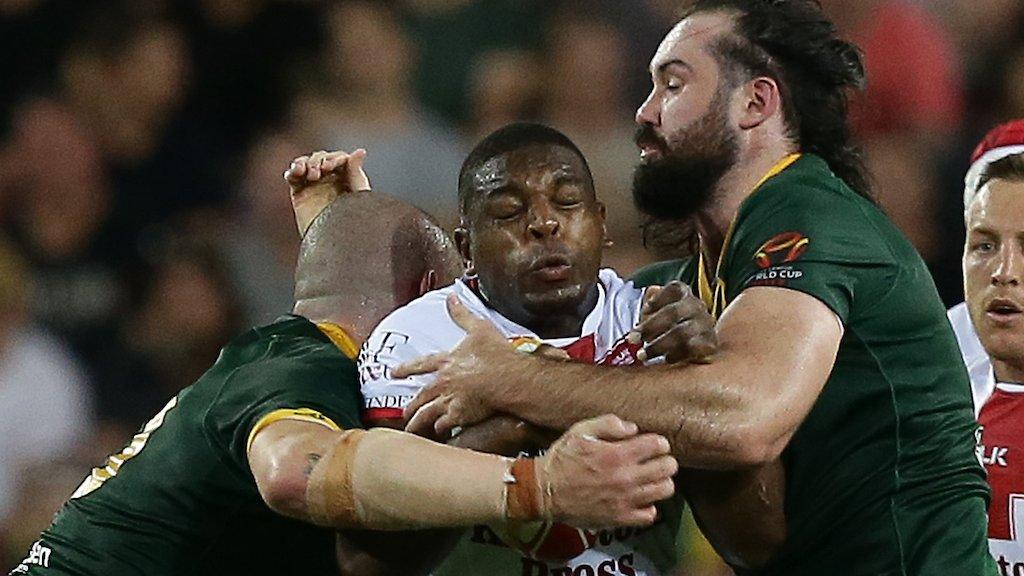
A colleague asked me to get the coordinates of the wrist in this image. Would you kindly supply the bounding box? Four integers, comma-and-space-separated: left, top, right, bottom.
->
504, 457, 552, 521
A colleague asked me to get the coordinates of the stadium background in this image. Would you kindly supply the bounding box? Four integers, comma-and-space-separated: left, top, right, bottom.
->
0, 0, 1021, 572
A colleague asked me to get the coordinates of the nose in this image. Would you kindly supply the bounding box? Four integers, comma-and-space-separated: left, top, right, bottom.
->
991, 246, 1023, 286
527, 207, 560, 239
636, 89, 660, 127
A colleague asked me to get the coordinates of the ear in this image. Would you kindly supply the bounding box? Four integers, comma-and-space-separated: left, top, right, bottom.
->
453, 226, 472, 263
596, 202, 614, 248
418, 269, 438, 296
738, 76, 782, 130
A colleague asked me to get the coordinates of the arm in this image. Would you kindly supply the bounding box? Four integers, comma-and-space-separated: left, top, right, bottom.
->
247, 415, 677, 531
402, 286, 841, 471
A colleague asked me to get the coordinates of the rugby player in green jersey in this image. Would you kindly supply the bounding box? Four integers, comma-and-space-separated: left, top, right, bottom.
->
9, 151, 681, 576
399, 1, 995, 574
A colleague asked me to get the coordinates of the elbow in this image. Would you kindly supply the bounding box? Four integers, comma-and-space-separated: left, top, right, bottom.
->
729, 423, 789, 468
684, 422, 788, 469
255, 459, 311, 519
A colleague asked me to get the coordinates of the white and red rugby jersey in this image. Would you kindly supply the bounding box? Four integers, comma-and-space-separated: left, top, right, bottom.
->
358, 268, 685, 576
949, 302, 1024, 569
358, 268, 646, 422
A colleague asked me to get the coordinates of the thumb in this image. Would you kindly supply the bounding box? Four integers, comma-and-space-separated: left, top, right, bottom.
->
346, 149, 371, 192
446, 293, 490, 333
568, 414, 638, 442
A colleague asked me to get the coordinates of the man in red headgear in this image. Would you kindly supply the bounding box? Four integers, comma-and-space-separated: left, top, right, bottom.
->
948, 119, 1024, 574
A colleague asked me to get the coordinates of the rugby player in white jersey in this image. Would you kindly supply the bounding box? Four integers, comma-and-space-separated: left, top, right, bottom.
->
359, 123, 785, 575
948, 120, 1024, 575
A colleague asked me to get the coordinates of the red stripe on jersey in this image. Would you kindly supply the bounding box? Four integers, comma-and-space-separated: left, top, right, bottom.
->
363, 407, 404, 422
979, 388, 1024, 545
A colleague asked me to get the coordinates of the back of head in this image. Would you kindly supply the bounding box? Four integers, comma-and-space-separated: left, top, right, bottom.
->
686, 0, 872, 201
293, 192, 462, 338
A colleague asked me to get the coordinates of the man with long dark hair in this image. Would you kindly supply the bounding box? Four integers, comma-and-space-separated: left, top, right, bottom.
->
398, 1, 994, 574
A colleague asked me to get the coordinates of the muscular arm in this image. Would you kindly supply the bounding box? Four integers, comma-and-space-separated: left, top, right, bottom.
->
331, 416, 551, 575
405, 286, 842, 471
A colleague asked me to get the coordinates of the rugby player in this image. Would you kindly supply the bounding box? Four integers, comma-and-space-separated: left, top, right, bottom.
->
399, 1, 994, 574
9, 151, 679, 576
947, 120, 1024, 575
360, 123, 785, 575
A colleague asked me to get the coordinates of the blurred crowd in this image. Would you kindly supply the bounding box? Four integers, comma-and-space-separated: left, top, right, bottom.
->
1, 0, 1023, 572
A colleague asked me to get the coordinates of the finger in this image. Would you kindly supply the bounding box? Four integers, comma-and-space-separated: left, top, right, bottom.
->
393, 352, 448, 379
446, 293, 492, 333
346, 148, 371, 191
405, 395, 450, 437
642, 318, 707, 361
285, 157, 309, 185
632, 454, 679, 485
663, 334, 717, 365
619, 504, 658, 527
434, 411, 459, 438
320, 151, 349, 173
308, 150, 327, 180
645, 281, 687, 315
640, 285, 662, 320
628, 478, 676, 506
568, 414, 639, 442
617, 433, 671, 462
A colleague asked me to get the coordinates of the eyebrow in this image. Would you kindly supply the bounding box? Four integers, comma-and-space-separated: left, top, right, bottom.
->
652, 59, 692, 75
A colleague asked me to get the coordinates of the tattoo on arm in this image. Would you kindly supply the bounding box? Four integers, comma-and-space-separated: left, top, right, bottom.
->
304, 453, 322, 477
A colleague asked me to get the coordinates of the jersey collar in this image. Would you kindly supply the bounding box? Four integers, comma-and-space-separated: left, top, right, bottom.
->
697, 153, 802, 317
316, 322, 360, 360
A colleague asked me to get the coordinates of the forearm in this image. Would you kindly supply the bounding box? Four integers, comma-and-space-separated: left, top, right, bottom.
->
492, 354, 764, 469
307, 428, 515, 530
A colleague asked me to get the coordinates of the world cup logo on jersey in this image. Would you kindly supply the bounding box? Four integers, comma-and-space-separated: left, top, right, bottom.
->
754, 232, 809, 269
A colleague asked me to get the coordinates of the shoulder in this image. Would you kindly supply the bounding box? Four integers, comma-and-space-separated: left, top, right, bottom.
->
373, 283, 459, 336
947, 302, 994, 412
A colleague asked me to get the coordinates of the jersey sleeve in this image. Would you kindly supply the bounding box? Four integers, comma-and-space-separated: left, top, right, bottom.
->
723, 185, 897, 324
358, 321, 451, 423
203, 356, 363, 471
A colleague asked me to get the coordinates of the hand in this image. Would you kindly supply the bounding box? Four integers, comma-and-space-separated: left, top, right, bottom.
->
537, 415, 677, 528
448, 414, 558, 458
628, 281, 717, 364
284, 148, 371, 236
399, 294, 524, 437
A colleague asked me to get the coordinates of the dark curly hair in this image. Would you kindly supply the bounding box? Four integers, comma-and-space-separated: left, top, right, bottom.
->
684, 0, 874, 201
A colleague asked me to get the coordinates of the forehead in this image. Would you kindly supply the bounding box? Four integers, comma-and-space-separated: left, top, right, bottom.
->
470, 144, 588, 192
967, 179, 1024, 231
650, 11, 735, 72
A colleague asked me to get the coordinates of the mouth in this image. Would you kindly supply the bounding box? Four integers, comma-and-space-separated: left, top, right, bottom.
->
636, 139, 667, 163
985, 297, 1023, 323
529, 254, 573, 282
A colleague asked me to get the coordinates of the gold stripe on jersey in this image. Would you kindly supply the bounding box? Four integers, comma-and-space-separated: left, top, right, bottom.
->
246, 408, 343, 453
316, 322, 360, 360
697, 153, 802, 318
71, 396, 179, 500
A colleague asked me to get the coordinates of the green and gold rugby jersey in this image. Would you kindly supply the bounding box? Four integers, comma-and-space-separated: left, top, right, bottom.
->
633, 154, 993, 576
11, 315, 362, 576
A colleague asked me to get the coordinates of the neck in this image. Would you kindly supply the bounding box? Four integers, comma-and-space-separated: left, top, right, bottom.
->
293, 297, 387, 345
487, 284, 599, 340
696, 139, 797, 269
994, 358, 1024, 385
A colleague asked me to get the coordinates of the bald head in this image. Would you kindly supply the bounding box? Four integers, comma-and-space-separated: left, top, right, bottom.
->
294, 192, 463, 340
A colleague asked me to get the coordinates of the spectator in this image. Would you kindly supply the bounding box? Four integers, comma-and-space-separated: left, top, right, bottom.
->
291, 0, 465, 227
219, 130, 305, 326
100, 241, 241, 432
539, 13, 651, 274
0, 239, 93, 544
1, 98, 130, 380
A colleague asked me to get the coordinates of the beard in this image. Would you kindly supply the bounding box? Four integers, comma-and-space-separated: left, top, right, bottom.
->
632, 93, 739, 220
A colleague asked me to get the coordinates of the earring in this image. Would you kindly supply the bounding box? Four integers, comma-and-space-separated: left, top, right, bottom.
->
463, 259, 477, 279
